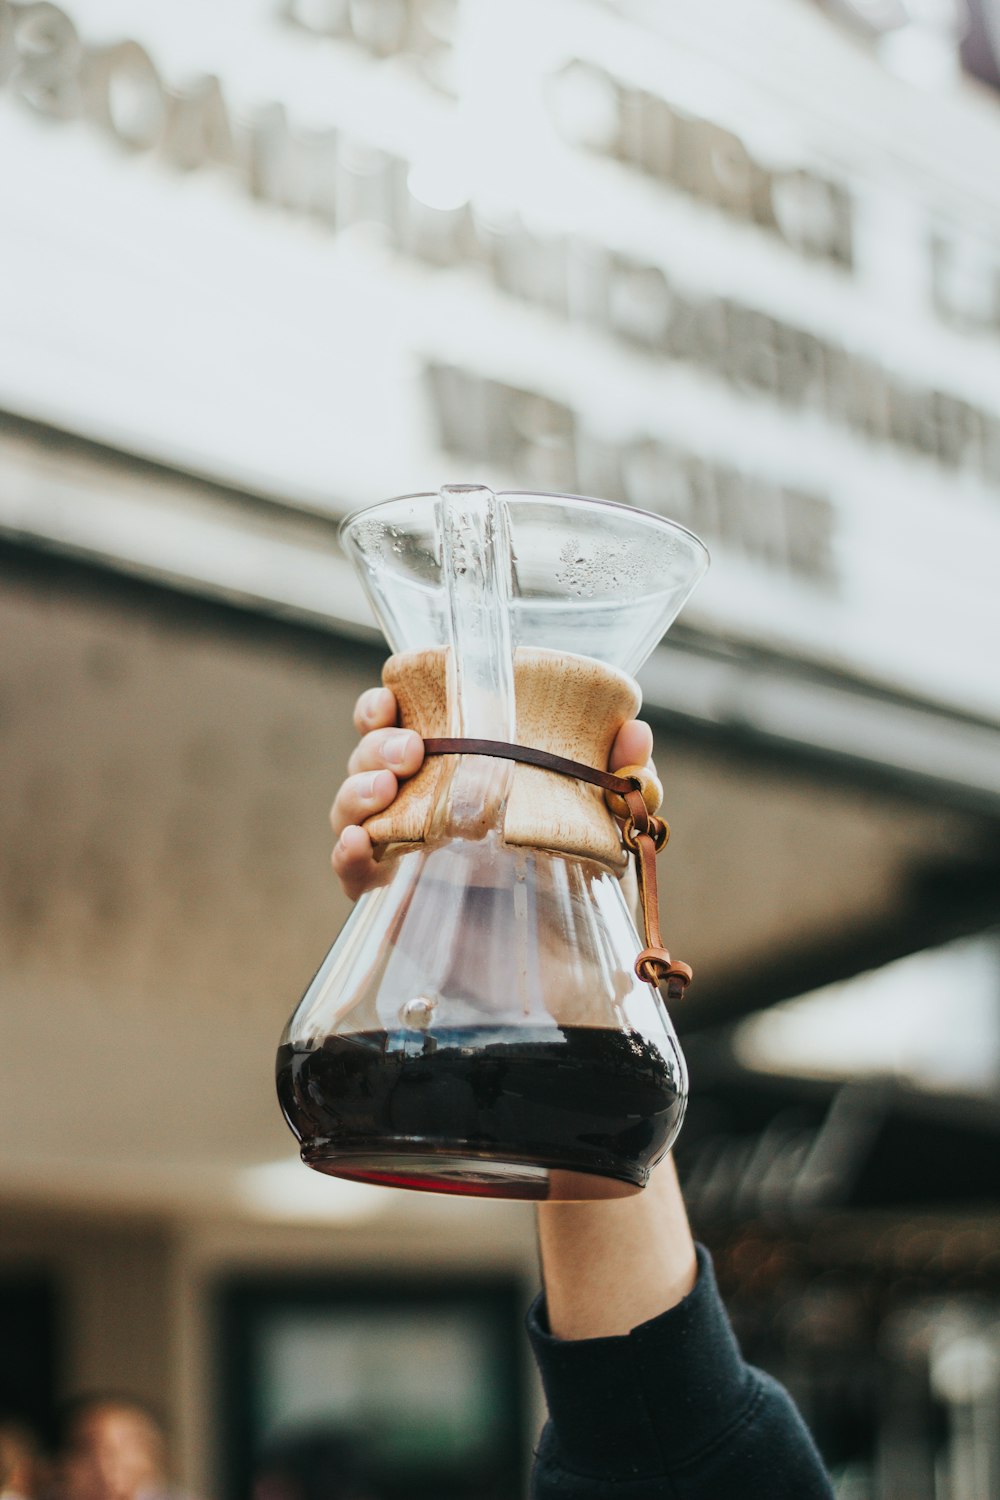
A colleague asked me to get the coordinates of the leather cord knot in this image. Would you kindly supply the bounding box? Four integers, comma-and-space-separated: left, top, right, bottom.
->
422, 736, 691, 1002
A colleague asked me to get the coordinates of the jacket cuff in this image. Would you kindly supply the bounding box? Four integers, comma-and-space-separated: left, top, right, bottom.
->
527, 1244, 755, 1480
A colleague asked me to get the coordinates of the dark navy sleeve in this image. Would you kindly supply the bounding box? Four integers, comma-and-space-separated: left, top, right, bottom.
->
527, 1245, 834, 1499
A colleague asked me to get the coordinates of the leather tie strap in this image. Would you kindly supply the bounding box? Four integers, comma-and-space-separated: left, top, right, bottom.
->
422, 736, 692, 1002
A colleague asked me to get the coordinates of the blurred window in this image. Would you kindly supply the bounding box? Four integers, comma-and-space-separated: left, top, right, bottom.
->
961, 0, 1000, 87
215, 1274, 525, 1500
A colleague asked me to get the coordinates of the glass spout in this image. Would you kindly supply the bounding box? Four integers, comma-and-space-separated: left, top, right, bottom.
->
432, 484, 516, 838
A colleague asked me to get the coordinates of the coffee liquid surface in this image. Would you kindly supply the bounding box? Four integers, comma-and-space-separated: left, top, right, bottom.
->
276, 1025, 683, 1199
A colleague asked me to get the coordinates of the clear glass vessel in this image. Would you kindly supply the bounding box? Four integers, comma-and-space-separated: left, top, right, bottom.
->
277, 485, 709, 1200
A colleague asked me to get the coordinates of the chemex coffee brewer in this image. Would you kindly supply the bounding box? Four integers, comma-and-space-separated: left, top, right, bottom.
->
277, 484, 709, 1201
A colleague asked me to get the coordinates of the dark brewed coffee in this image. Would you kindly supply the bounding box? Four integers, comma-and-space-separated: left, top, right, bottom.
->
276, 1025, 684, 1200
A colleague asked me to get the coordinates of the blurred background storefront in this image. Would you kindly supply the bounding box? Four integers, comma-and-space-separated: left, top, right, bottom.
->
2, 1, 1000, 1496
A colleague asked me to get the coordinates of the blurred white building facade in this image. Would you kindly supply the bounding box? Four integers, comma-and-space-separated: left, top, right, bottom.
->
3, 0, 1000, 738
1, 3, 1000, 1497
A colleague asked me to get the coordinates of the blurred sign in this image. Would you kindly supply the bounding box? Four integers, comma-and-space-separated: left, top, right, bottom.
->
546, 58, 855, 266
1, 0, 1000, 722
280, 0, 458, 85
812, 0, 966, 40
814, 0, 1000, 90
931, 226, 1000, 332
426, 364, 837, 583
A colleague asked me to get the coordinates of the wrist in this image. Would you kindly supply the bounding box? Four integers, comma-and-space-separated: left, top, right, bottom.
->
536, 1156, 697, 1340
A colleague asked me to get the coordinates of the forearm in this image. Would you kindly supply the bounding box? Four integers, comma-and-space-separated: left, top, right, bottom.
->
529, 1219, 834, 1500
531, 1162, 834, 1499
535, 1155, 697, 1340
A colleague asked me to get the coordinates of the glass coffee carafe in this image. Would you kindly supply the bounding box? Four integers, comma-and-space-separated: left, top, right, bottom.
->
277, 485, 709, 1200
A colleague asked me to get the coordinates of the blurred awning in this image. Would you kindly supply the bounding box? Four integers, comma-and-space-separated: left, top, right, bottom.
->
676, 1064, 1000, 1218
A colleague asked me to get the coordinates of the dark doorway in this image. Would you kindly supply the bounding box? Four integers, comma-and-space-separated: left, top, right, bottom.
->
0, 1273, 60, 1438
